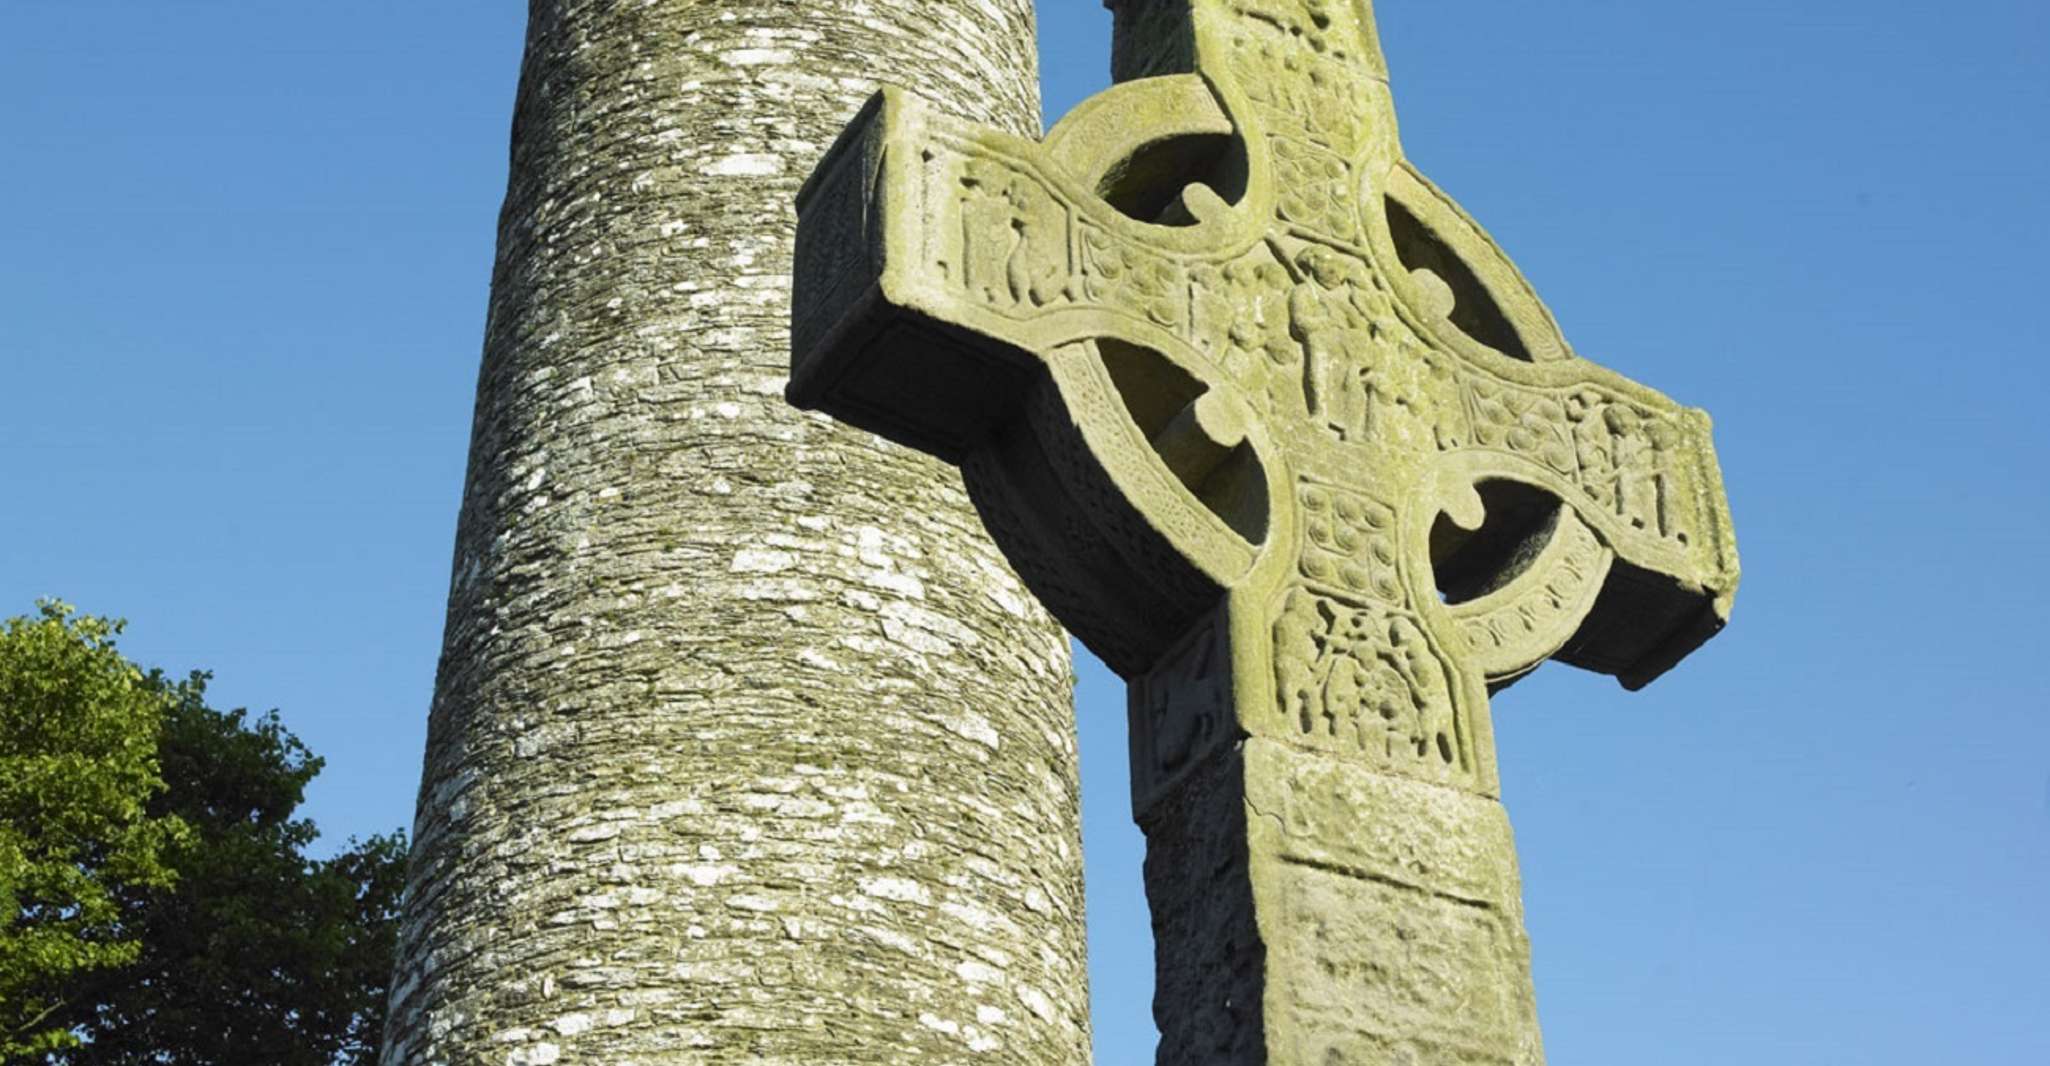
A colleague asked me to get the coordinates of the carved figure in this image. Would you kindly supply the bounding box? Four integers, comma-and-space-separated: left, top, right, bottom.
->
1274, 587, 1459, 771
1245, 258, 1308, 418
1610, 405, 1668, 536
1288, 247, 1365, 438
1274, 588, 1322, 736
1389, 615, 1457, 766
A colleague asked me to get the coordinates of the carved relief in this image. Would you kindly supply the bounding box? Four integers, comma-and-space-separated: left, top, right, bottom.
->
1271, 138, 1359, 242
956, 157, 1072, 310
941, 149, 1211, 339
1192, 249, 1303, 423
1228, 0, 1380, 88
1467, 381, 1577, 476
1287, 245, 1368, 438
1297, 481, 1401, 603
1219, 242, 1453, 452
1031, 357, 1229, 611
1080, 225, 1188, 331
1273, 587, 1467, 777
1236, 64, 1368, 156
1566, 391, 1688, 544
1416, 346, 1470, 451
1446, 383, 1690, 549
1131, 610, 1232, 800
1452, 511, 1610, 677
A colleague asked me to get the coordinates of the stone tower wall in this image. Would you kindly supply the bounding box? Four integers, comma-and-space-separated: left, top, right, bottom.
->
382, 2, 1089, 1062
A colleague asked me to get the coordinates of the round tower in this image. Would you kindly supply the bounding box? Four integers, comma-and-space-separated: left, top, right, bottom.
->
382, 3, 1089, 1062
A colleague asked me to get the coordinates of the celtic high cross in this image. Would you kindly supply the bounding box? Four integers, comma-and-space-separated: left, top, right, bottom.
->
789, 0, 1739, 1061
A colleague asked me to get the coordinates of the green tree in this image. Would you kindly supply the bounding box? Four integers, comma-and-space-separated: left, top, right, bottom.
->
0, 603, 186, 1059
49, 673, 406, 1065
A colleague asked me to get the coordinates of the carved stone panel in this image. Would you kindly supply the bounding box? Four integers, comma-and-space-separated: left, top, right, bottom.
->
1130, 606, 1234, 810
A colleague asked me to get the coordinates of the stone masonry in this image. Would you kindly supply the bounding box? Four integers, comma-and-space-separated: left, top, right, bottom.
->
382, 2, 1092, 1063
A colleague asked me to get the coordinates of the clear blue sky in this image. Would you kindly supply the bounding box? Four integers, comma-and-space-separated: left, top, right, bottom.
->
5, 2, 2046, 1062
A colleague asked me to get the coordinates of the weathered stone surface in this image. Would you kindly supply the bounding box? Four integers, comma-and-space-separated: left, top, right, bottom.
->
790, 0, 1740, 1060
1244, 738, 1539, 1065
383, 2, 1091, 1063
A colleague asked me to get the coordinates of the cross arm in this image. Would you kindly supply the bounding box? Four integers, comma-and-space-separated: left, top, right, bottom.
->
790, 91, 993, 460
789, 85, 1277, 676
1423, 364, 1739, 693
788, 88, 1078, 462
788, 79, 1246, 458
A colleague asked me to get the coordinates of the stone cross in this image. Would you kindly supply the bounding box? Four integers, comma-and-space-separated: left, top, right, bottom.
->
788, 0, 1739, 1061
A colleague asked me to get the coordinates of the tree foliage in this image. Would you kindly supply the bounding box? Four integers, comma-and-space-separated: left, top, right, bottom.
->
1, 604, 407, 1064
0, 603, 186, 1059
47, 674, 407, 1066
